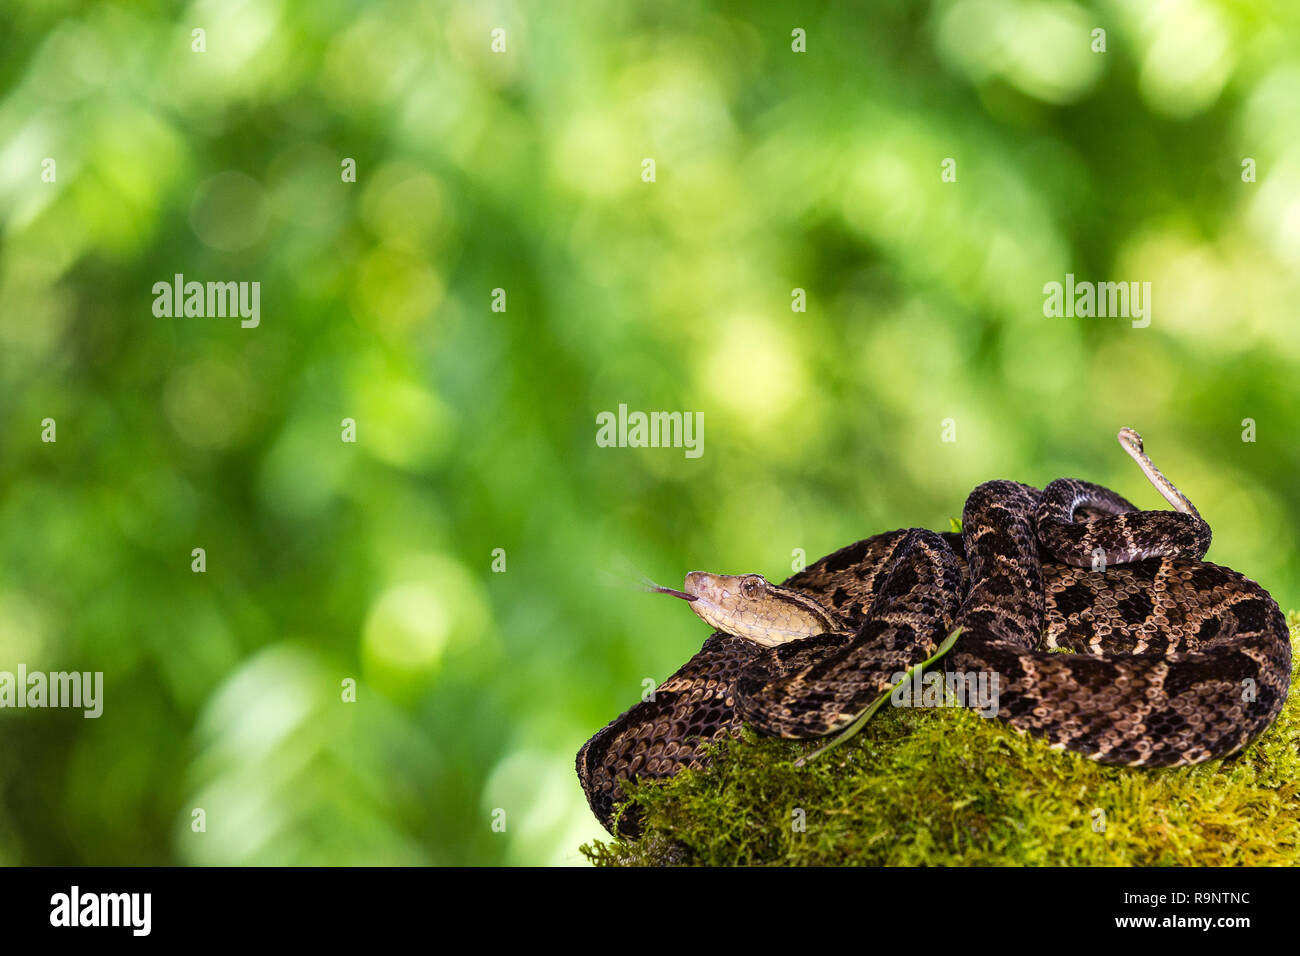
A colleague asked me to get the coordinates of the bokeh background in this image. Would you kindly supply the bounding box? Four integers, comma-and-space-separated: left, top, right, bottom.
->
1, 0, 1298, 865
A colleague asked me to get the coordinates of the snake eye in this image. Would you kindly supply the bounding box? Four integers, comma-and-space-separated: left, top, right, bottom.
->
741, 576, 762, 597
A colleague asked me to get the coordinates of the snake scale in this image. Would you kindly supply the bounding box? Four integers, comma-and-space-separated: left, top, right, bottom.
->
576, 429, 1292, 836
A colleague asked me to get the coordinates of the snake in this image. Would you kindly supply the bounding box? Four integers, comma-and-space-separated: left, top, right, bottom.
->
576, 429, 1292, 836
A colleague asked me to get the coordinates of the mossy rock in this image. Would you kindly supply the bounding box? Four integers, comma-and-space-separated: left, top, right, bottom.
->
582, 619, 1300, 866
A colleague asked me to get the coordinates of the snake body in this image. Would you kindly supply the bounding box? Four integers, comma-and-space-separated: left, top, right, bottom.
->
576, 431, 1292, 836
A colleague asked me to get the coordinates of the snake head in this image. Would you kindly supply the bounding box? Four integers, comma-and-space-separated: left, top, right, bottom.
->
682, 572, 841, 647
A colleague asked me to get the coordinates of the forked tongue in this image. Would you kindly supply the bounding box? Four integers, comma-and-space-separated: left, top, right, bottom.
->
640, 577, 697, 602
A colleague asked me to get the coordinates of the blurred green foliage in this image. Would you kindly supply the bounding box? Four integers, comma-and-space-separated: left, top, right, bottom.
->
0, 0, 1298, 865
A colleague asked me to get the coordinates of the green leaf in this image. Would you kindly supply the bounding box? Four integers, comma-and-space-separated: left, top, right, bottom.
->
795, 627, 964, 766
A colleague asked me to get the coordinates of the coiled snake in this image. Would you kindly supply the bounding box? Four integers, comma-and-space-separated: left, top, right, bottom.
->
576, 429, 1292, 835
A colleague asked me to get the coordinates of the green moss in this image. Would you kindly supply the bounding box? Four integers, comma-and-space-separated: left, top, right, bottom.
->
582, 619, 1300, 866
